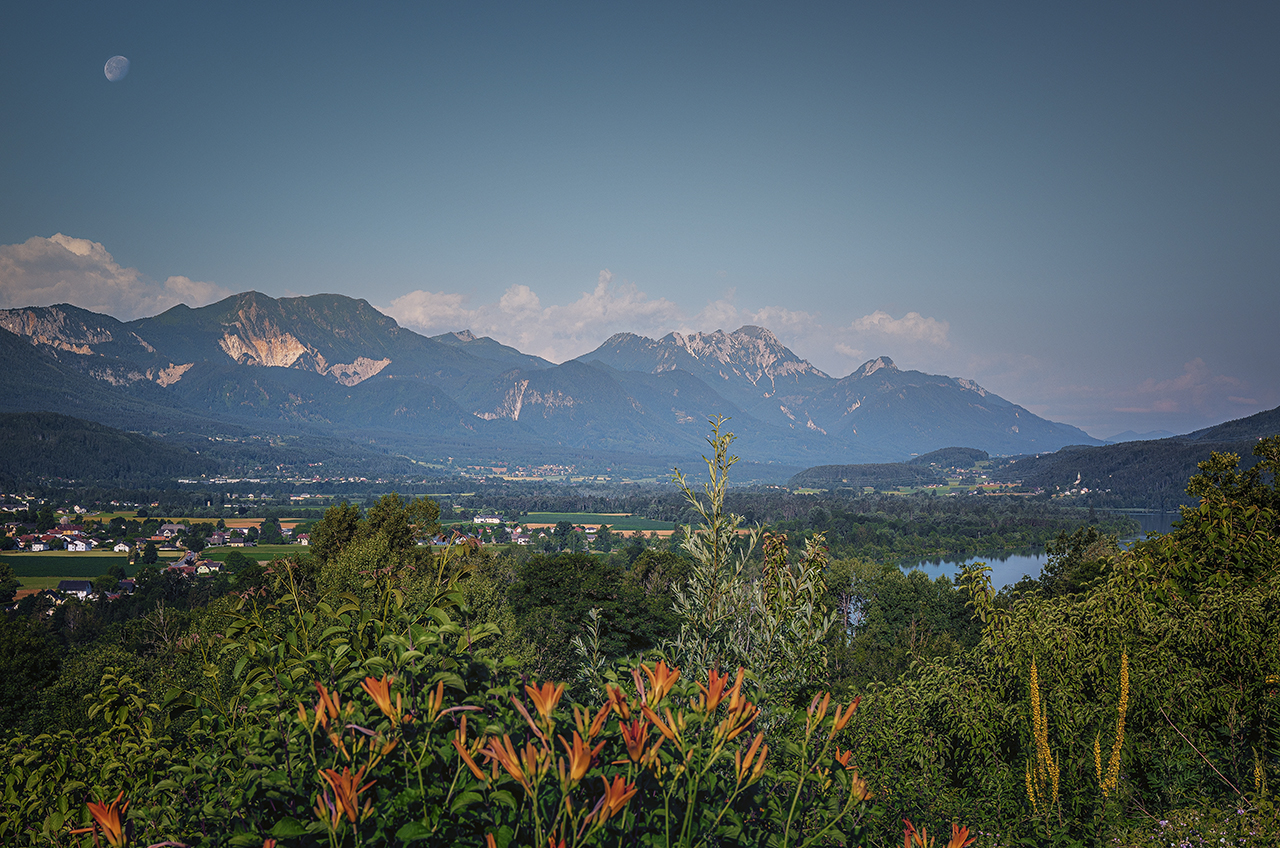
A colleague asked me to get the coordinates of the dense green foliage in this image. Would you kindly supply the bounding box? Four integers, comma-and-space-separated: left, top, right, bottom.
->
1, 430, 1276, 846
0, 411, 217, 487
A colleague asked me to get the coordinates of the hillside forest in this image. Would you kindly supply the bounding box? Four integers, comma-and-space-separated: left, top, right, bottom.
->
1, 426, 1277, 846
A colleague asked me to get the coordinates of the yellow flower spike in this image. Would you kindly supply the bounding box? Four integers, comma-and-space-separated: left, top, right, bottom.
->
525, 681, 566, 724
642, 660, 681, 705
833, 746, 854, 769
297, 701, 309, 725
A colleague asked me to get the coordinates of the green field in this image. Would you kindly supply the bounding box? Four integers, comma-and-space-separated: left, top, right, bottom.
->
0, 551, 154, 579
201, 544, 304, 562
520, 513, 674, 531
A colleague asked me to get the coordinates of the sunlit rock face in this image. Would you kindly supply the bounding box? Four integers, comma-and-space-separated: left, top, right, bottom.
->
0, 305, 117, 354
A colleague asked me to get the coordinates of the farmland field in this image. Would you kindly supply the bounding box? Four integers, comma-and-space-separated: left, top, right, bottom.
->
520, 512, 674, 531
201, 544, 303, 562
0, 551, 180, 579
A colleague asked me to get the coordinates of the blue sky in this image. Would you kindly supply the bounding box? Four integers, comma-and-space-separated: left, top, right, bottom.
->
2, 1, 1277, 439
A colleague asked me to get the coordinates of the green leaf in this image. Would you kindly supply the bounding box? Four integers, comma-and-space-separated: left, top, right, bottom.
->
269, 816, 311, 837
395, 821, 435, 842
450, 790, 484, 813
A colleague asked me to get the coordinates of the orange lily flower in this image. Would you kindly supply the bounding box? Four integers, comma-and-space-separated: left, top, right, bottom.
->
605, 684, 632, 720
734, 731, 768, 784
319, 765, 376, 826
70, 791, 129, 847
697, 667, 737, 712
590, 775, 638, 824
481, 734, 546, 791
642, 660, 680, 705
714, 697, 759, 744
807, 692, 832, 734
573, 703, 611, 741
946, 823, 977, 848
724, 667, 748, 713
315, 681, 343, 727
557, 730, 605, 787
452, 715, 487, 781
525, 681, 565, 723
847, 769, 873, 802
829, 695, 861, 738
619, 718, 651, 762
426, 679, 445, 722
640, 705, 679, 744
360, 675, 402, 726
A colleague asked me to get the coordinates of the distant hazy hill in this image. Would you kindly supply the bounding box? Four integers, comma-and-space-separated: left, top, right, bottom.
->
0, 293, 1112, 473
989, 405, 1280, 508
906, 447, 990, 468
1105, 430, 1178, 444
0, 411, 217, 486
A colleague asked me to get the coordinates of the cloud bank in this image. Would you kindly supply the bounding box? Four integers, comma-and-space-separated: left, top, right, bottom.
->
385, 272, 953, 377
0, 234, 231, 320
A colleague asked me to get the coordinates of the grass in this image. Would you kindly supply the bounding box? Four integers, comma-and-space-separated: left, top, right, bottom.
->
200, 544, 304, 562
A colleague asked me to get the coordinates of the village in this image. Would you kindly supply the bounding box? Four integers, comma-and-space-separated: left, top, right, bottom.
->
0, 500, 668, 606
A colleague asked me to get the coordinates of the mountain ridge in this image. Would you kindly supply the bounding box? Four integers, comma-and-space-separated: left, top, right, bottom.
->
0, 292, 1103, 471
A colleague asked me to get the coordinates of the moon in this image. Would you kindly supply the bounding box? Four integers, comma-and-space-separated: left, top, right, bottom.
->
104, 55, 130, 82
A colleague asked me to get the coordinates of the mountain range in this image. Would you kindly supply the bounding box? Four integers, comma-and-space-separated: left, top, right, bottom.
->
0, 292, 1102, 477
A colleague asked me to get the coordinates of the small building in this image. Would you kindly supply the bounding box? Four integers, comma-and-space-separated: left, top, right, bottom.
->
474, 514, 503, 525
296, 533, 310, 546
67, 538, 95, 552
113, 541, 132, 553
57, 580, 93, 600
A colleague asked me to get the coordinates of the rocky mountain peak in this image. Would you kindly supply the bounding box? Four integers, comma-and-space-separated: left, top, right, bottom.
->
857, 356, 897, 377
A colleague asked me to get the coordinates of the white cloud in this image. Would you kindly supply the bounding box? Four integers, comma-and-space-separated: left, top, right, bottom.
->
850, 310, 950, 346
0, 234, 231, 320
1116, 358, 1244, 415
385, 275, 957, 378
386, 270, 683, 362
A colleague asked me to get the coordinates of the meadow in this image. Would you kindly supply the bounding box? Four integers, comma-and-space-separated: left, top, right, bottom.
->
519, 512, 674, 531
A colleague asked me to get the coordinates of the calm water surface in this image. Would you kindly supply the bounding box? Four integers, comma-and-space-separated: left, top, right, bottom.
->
902, 549, 1048, 590
901, 511, 1177, 590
